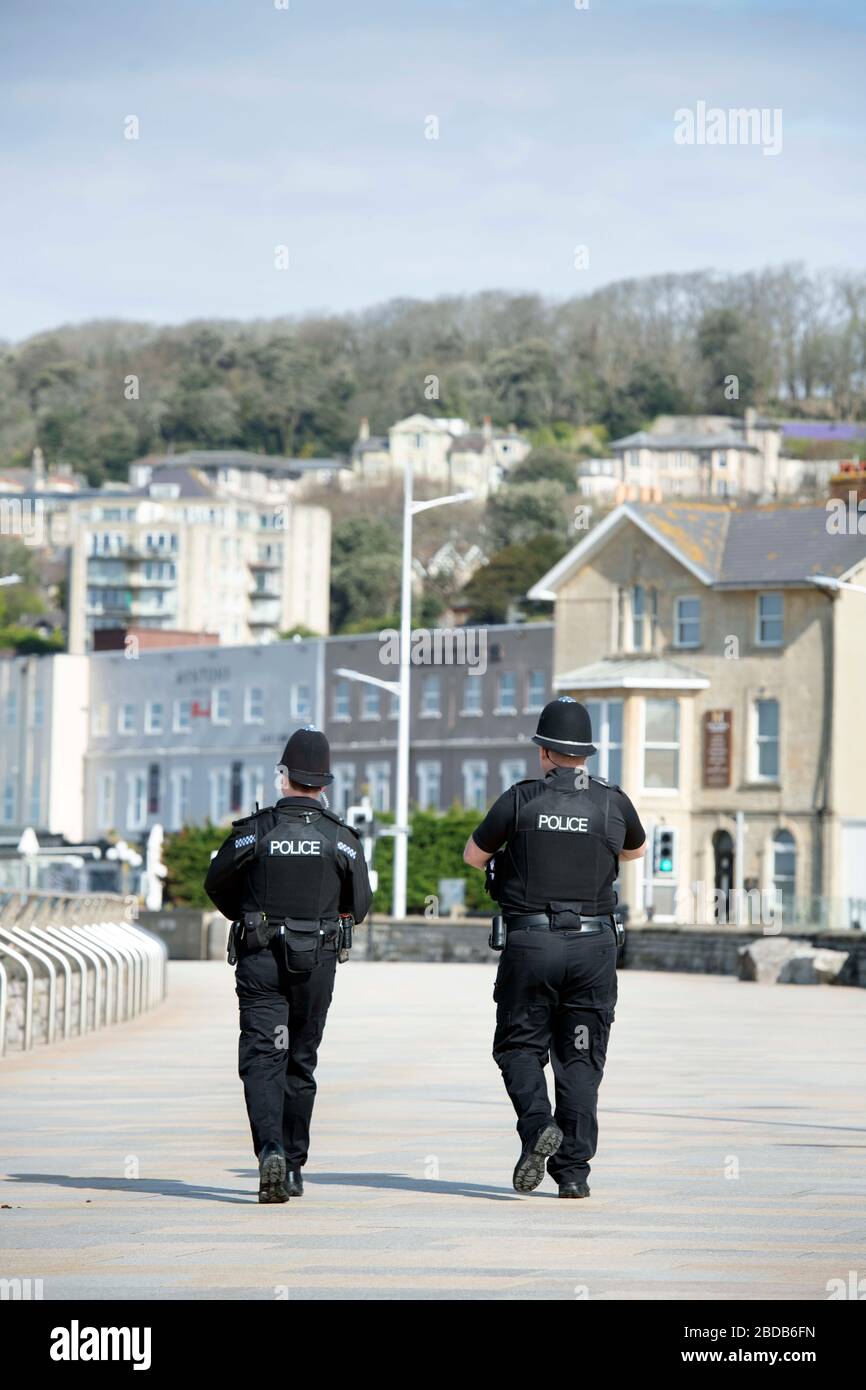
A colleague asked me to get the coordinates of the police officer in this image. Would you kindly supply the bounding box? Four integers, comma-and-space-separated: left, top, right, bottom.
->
463, 697, 646, 1198
204, 725, 371, 1204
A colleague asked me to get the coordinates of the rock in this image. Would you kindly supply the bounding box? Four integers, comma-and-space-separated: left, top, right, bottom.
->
738, 936, 849, 985
780, 949, 849, 985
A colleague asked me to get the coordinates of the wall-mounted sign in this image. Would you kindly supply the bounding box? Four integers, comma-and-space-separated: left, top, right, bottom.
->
703, 709, 732, 788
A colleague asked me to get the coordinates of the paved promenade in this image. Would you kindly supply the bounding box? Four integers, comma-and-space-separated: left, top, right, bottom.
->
2, 961, 864, 1300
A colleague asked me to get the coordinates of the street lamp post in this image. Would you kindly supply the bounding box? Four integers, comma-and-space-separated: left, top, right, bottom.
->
392, 466, 474, 920
335, 467, 473, 917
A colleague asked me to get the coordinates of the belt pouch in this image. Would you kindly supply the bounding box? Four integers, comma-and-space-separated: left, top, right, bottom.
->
280, 918, 323, 973
548, 901, 583, 931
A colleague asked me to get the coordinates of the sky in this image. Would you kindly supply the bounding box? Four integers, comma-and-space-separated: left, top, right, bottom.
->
1, 0, 864, 342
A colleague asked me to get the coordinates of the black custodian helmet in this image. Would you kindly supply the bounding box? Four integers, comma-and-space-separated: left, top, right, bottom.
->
530, 696, 597, 756
279, 725, 334, 787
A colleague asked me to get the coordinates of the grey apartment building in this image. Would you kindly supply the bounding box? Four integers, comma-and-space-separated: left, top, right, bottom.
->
83, 639, 325, 840
2, 624, 554, 846
324, 624, 554, 815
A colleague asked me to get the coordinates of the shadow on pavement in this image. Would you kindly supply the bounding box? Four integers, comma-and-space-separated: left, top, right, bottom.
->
5, 1173, 253, 1205
231, 1170, 525, 1201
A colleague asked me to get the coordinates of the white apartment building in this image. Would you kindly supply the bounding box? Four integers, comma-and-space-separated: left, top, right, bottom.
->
128, 449, 350, 499
66, 466, 331, 652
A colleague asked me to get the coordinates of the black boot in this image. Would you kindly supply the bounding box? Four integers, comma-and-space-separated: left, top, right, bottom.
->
512, 1122, 563, 1193
285, 1167, 304, 1197
258, 1142, 289, 1204
558, 1181, 590, 1199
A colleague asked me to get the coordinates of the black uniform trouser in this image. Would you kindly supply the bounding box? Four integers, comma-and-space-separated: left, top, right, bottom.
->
235, 934, 338, 1166
492, 925, 617, 1186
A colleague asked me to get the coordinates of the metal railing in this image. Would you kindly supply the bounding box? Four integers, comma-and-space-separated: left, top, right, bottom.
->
0, 891, 168, 1056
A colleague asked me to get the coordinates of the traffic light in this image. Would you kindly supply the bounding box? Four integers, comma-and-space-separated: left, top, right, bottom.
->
653, 825, 678, 877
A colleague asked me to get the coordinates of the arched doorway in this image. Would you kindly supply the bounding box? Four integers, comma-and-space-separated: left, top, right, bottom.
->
772, 829, 796, 923
712, 830, 734, 922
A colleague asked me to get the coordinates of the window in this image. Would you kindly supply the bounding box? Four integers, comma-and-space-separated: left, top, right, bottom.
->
754, 698, 780, 780
365, 761, 391, 813
417, 760, 442, 810
145, 701, 163, 734
388, 691, 399, 719
2, 776, 14, 824
33, 689, 44, 729
461, 675, 483, 716
615, 587, 626, 650
5, 689, 17, 727
333, 680, 351, 720
147, 763, 160, 815
632, 585, 645, 650
420, 674, 441, 718
332, 763, 356, 815
500, 759, 526, 791
91, 703, 109, 737
97, 773, 115, 830
118, 703, 135, 734
243, 766, 265, 812
772, 829, 796, 918
174, 699, 192, 733
361, 685, 381, 720
126, 770, 147, 831
212, 687, 231, 725
209, 768, 231, 822
756, 593, 783, 646
170, 770, 191, 830
294, 683, 312, 721
230, 761, 243, 814
496, 672, 518, 714
462, 759, 488, 810
674, 596, 701, 648
526, 670, 546, 712
244, 686, 264, 724
642, 699, 680, 791
584, 699, 624, 785
29, 776, 41, 825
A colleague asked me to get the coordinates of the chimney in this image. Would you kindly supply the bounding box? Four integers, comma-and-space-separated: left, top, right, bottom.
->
828, 460, 866, 507
744, 406, 757, 444
359, 417, 370, 442
482, 415, 493, 443
31, 445, 45, 491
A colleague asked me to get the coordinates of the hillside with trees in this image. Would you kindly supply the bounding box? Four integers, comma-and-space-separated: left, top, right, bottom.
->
2, 266, 865, 486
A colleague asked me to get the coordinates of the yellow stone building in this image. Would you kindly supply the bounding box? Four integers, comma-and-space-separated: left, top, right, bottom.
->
528, 501, 866, 930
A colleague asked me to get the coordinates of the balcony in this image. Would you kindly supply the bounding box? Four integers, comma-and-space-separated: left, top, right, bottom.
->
248, 601, 282, 626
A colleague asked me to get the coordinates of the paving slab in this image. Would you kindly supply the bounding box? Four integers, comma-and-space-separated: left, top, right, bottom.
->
1, 961, 865, 1300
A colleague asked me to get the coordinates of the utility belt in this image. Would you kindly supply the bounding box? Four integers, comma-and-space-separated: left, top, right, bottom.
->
227, 911, 346, 972
489, 903, 625, 951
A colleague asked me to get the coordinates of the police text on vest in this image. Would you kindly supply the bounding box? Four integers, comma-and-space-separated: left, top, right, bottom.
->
269, 840, 321, 855
537, 814, 589, 832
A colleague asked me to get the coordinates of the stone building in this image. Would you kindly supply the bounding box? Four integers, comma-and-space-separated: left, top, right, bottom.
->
528, 500, 866, 929
351, 414, 530, 498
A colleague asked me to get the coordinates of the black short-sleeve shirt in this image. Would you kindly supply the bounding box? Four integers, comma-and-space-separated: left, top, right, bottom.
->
472, 768, 645, 914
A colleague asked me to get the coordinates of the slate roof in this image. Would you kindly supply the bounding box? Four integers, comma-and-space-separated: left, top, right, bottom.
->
715, 504, 866, 584
529, 501, 866, 598
630, 502, 732, 577
632, 502, 866, 584
139, 450, 348, 474
611, 430, 757, 452
131, 466, 215, 499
